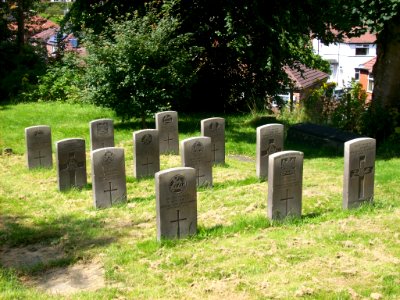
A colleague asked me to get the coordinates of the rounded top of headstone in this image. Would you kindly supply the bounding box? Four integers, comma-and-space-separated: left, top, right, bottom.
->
155, 166, 196, 177
89, 119, 114, 125
201, 117, 225, 124
181, 136, 211, 144
344, 137, 376, 147
269, 150, 303, 160
56, 138, 85, 145
133, 129, 158, 136
91, 147, 124, 156
257, 123, 284, 131
25, 125, 51, 132
155, 110, 178, 117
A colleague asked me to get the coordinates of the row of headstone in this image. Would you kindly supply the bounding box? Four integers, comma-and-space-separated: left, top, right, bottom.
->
24, 119, 376, 239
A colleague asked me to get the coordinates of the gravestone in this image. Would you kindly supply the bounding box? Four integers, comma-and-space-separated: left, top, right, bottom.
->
343, 137, 376, 209
201, 117, 225, 164
25, 125, 53, 169
256, 124, 284, 179
155, 167, 197, 240
155, 111, 179, 154
133, 129, 160, 178
89, 119, 114, 151
91, 147, 127, 209
181, 137, 212, 187
56, 138, 87, 191
267, 151, 303, 219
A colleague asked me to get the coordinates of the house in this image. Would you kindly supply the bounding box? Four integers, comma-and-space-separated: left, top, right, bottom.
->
312, 31, 376, 93
355, 57, 375, 102
280, 64, 330, 105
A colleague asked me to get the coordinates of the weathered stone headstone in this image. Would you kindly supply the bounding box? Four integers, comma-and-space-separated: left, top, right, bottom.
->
155, 167, 197, 240
56, 138, 87, 191
155, 111, 179, 154
343, 137, 376, 209
25, 125, 53, 169
181, 137, 212, 187
89, 119, 114, 151
201, 117, 225, 164
91, 147, 127, 209
256, 124, 284, 179
267, 151, 303, 219
133, 129, 160, 179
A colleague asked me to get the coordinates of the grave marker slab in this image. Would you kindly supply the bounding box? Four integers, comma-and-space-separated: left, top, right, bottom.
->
133, 129, 160, 178
25, 125, 53, 169
256, 124, 284, 179
155, 167, 197, 240
181, 137, 212, 187
155, 111, 179, 154
201, 117, 225, 164
267, 151, 303, 219
89, 119, 114, 151
91, 147, 127, 209
343, 137, 376, 209
56, 138, 87, 191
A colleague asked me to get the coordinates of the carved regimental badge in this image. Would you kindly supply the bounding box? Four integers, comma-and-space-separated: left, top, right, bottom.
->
208, 122, 220, 131
191, 141, 204, 154
141, 134, 152, 145
97, 122, 109, 135
162, 114, 173, 124
102, 151, 114, 165
34, 130, 44, 137
169, 174, 187, 193
280, 157, 296, 176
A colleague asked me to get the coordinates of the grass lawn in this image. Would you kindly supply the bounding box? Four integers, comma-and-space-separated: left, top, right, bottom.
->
0, 102, 399, 299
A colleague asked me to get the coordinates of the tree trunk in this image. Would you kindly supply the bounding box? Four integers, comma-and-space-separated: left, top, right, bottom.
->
372, 13, 400, 110
16, 0, 25, 50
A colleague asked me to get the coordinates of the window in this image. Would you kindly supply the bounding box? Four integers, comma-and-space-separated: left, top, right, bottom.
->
355, 45, 369, 56
368, 73, 374, 92
354, 69, 360, 81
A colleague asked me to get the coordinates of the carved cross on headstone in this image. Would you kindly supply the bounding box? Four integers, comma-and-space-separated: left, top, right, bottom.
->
34, 151, 46, 167
211, 143, 218, 162
65, 152, 79, 186
104, 181, 118, 205
164, 134, 173, 149
195, 167, 205, 186
350, 155, 373, 201
170, 209, 187, 239
280, 188, 294, 216
142, 157, 153, 176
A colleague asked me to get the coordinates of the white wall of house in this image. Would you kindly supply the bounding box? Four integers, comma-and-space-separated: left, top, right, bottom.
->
312, 39, 376, 89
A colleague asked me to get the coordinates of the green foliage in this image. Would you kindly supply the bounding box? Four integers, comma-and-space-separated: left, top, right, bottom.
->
0, 42, 46, 103
82, 6, 203, 123
22, 53, 84, 103
302, 82, 369, 134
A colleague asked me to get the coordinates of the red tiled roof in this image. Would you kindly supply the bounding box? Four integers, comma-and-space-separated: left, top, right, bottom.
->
359, 57, 377, 72
329, 29, 376, 44
31, 27, 58, 41
8, 15, 59, 37
284, 64, 329, 90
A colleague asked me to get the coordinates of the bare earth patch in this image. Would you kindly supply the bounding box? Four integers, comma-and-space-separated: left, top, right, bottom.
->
0, 244, 105, 295
26, 260, 105, 295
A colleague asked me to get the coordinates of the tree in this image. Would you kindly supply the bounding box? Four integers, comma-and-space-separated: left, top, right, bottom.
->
82, 6, 202, 125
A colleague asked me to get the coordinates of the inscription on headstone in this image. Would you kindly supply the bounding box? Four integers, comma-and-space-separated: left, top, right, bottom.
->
133, 129, 160, 179
256, 124, 284, 179
56, 138, 87, 191
91, 147, 127, 208
201, 117, 225, 164
181, 137, 212, 187
155, 167, 197, 240
89, 119, 115, 151
267, 151, 303, 219
155, 111, 179, 154
343, 137, 376, 209
25, 125, 53, 169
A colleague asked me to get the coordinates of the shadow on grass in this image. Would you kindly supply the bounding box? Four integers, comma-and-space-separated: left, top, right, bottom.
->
0, 213, 121, 272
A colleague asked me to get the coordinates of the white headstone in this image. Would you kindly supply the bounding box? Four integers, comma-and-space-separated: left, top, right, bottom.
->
256, 124, 284, 179
155, 111, 179, 154
89, 119, 115, 151
201, 117, 225, 164
25, 125, 53, 169
343, 137, 376, 209
133, 129, 160, 179
267, 151, 303, 219
91, 147, 127, 208
155, 167, 197, 240
56, 138, 87, 191
181, 137, 212, 187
